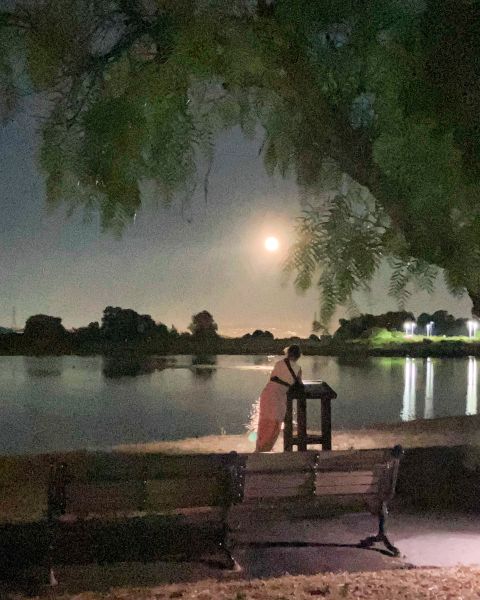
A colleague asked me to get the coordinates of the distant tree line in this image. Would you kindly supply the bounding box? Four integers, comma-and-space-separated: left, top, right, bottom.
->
242, 330, 274, 340
1, 306, 476, 356
0, 307, 314, 356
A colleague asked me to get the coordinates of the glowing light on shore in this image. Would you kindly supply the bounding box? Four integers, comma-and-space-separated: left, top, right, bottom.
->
404, 321, 416, 337
467, 320, 478, 339
264, 236, 280, 252
426, 321, 434, 337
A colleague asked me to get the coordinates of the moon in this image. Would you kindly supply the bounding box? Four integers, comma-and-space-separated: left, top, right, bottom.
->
264, 236, 280, 252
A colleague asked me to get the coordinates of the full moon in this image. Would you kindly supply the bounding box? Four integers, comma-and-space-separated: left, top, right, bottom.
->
264, 236, 280, 252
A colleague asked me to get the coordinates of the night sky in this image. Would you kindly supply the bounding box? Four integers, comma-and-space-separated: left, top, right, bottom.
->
0, 105, 472, 336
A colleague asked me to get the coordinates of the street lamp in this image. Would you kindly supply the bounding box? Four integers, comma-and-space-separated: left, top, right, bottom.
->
404, 321, 416, 337
467, 320, 478, 339
426, 321, 434, 337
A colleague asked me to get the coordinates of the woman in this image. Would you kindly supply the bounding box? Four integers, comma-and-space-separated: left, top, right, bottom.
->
255, 345, 303, 452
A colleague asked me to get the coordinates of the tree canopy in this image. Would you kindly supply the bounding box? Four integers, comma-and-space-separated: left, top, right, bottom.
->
188, 310, 218, 337
2, 0, 480, 324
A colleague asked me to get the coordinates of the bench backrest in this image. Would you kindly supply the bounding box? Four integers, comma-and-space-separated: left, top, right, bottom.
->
242, 451, 318, 500
48, 452, 243, 519
315, 448, 401, 503
48, 447, 402, 519
241, 447, 402, 506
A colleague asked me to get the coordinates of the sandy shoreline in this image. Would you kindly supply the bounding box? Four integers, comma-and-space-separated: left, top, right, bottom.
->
116, 414, 480, 455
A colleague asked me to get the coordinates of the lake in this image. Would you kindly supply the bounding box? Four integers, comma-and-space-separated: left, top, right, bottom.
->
0, 354, 478, 455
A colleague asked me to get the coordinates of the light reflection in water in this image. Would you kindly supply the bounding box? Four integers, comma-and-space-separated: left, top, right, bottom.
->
401, 357, 417, 421
424, 358, 434, 419
466, 356, 478, 416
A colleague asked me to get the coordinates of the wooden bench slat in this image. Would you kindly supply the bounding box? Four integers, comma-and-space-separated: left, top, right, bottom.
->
315, 484, 379, 496
244, 486, 311, 497
316, 479, 379, 490
49, 453, 145, 482
64, 482, 144, 515
245, 484, 312, 493
244, 477, 311, 493
316, 449, 389, 460
316, 463, 390, 475
244, 487, 312, 499
244, 471, 314, 499
145, 479, 226, 510
56, 452, 237, 482
245, 451, 318, 473
143, 454, 237, 478
316, 471, 378, 485
245, 473, 310, 485
315, 451, 390, 468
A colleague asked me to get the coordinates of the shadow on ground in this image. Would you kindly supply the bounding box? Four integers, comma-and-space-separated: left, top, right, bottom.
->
3, 512, 480, 597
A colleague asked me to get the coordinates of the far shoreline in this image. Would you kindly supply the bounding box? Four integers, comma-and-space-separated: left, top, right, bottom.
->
2, 338, 480, 359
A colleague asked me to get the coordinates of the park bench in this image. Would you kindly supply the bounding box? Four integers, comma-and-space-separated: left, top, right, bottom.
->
241, 445, 403, 556
0, 452, 243, 584
0, 446, 402, 585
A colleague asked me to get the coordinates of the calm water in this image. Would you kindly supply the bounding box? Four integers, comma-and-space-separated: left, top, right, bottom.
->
0, 354, 478, 455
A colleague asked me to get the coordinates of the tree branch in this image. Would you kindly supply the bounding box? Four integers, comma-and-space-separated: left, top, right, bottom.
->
0, 9, 30, 29
61, 15, 171, 128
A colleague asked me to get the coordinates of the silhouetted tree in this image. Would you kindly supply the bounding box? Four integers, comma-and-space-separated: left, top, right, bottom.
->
188, 311, 218, 338
74, 321, 101, 343
101, 306, 155, 342
155, 322, 169, 337
24, 314, 65, 341
334, 311, 415, 339
417, 311, 467, 336
251, 329, 274, 339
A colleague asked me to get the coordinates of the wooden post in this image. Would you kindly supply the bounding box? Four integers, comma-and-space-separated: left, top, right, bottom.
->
284, 395, 293, 451
321, 397, 332, 450
283, 382, 336, 452
297, 396, 307, 451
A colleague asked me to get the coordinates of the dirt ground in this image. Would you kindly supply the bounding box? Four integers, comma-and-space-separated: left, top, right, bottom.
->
7, 567, 480, 600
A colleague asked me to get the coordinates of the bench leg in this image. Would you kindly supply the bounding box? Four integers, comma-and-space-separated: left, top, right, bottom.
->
217, 523, 236, 569
49, 568, 58, 587
47, 521, 58, 587
359, 503, 400, 557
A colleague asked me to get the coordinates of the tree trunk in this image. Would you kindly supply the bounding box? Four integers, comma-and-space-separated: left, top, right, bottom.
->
468, 289, 480, 318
